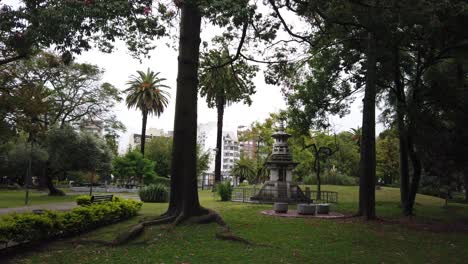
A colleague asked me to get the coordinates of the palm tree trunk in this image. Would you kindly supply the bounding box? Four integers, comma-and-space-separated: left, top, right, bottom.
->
140, 110, 148, 155
358, 31, 377, 220
393, 46, 411, 215
214, 99, 225, 183
166, 2, 204, 217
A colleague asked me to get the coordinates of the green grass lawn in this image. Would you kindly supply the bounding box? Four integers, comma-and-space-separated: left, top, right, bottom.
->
5, 185, 468, 264
0, 189, 77, 208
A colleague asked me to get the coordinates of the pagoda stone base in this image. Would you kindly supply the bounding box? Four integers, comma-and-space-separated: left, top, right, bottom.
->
250, 181, 311, 203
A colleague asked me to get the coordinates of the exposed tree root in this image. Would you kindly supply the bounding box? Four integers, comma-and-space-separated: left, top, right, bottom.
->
142, 215, 177, 227
112, 223, 145, 245
75, 209, 257, 247
215, 231, 252, 245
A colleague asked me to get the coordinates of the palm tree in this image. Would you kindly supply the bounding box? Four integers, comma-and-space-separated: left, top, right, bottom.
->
350, 126, 362, 150
231, 156, 256, 184
199, 48, 257, 183
124, 68, 170, 155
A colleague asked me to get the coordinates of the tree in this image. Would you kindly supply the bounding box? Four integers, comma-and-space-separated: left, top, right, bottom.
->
376, 129, 399, 185
112, 150, 156, 186
0, 135, 48, 186
199, 48, 257, 183
1, 52, 124, 194
47, 128, 113, 194
0, 1, 169, 66
146, 136, 173, 178
231, 156, 256, 184
196, 147, 212, 181
124, 68, 170, 155
1, 52, 124, 131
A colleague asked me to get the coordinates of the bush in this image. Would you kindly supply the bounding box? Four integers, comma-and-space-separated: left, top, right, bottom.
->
0, 198, 142, 244
139, 184, 169, 203
303, 175, 314, 185
302, 173, 357, 186
76, 195, 92, 206
217, 181, 233, 201
149, 176, 171, 186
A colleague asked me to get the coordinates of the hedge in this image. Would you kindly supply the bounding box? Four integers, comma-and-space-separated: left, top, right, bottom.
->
139, 184, 169, 203
0, 197, 142, 244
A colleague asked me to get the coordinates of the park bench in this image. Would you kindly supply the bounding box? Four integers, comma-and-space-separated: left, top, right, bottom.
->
90, 194, 113, 203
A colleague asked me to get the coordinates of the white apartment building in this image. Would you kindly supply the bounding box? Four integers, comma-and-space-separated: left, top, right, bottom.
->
128, 127, 172, 150
197, 122, 241, 185
78, 119, 104, 137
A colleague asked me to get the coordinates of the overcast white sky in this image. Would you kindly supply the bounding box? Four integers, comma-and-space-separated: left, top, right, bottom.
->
75, 42, 374, 153
4, 0, 383, 153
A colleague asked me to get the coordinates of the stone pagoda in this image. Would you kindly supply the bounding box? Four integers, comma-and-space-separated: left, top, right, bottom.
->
251, 123, 310, 203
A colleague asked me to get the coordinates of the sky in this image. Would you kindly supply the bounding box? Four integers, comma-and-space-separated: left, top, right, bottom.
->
75, 43, 373, 154
3, 0, 383, 153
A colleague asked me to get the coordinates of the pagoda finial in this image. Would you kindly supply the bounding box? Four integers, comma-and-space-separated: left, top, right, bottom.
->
279, 120, 285, 131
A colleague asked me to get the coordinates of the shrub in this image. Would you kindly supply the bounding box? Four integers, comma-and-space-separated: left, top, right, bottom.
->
76, 195, 92, 206
302, 173, 357, 186
303, 175, 314, 185
217, 181, 233, 201
139, 184, 169, 203
0, 198, 142, 244
151, 176, 171, 186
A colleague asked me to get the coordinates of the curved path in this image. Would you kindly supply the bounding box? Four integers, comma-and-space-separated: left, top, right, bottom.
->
0, 193, 140, 216
0, 202, 77, 216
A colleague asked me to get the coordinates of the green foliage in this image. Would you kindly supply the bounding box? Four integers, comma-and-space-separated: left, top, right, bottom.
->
231, 156, 256, 183
47, 128, 113, 181
199, 48, 258, 109
2, 52, 124, 132
76, 195, 92, 206
112, 150, 156, 185
153, 176, 171, 186
196, 146, 212, 179
0, 1, 169, 64
146, 136, 172, 177
303, 173, 356, 186
290, 131, 359, 182
138, 184, 169, 203
124, 68, 171, 117
376, 129, 399, 185
0, 198, 142, 243
216, 181, 233, 201
0, 135, 48, 184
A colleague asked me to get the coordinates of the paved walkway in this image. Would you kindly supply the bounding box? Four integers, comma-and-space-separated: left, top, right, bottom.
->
0, 193, 140, 216
0, 202, 77, 216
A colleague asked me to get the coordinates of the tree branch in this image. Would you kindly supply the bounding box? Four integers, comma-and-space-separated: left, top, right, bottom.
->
209, 21, 249, 69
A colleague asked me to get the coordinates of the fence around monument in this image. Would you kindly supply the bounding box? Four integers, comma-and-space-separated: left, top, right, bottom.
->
230, 186, 338, 204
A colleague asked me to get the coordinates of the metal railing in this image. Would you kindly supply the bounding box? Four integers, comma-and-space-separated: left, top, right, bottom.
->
231, 186, 338, 203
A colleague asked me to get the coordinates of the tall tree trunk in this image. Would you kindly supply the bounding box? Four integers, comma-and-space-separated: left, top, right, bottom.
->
214, 100, 225, 183
407, 136, 422, 213
358, 31, 377, 220
140, 110, 148, 155
464, 168, 468, 201
393, 46, 411, 215
316, 157, 321, 200
44, 162, 65, 196
166, 2, 204, 217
